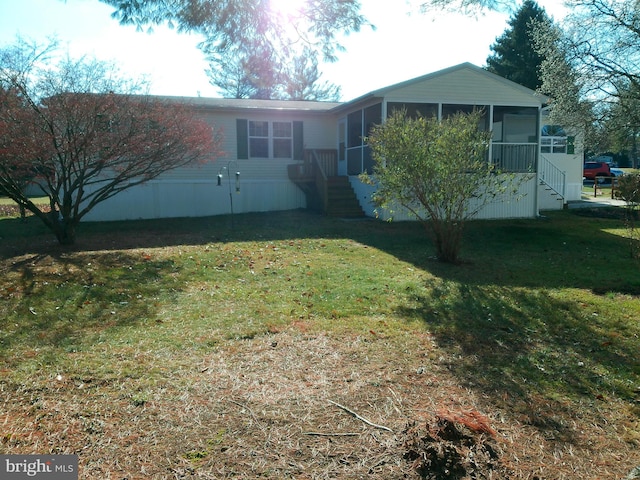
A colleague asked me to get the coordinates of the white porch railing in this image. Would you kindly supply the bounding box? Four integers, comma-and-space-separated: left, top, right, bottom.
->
491, 143, 537, 173
538, 154, 566, 201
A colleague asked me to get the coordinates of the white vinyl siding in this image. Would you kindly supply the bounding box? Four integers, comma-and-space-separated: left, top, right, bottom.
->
85, 64, 558, 222
350, 173, 537, 220
384, 68, 542, 107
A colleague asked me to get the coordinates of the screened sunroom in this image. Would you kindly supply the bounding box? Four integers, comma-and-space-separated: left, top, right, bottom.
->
330, 63, 554, 219
341, 101, 539, 176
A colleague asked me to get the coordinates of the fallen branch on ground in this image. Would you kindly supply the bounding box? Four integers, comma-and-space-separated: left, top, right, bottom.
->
328, 399, 393, 433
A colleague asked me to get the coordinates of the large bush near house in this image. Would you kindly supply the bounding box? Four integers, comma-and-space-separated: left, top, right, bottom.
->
364, 109, 516, 264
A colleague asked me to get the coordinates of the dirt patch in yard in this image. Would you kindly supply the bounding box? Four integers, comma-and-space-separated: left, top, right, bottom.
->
2, 330, 638, 479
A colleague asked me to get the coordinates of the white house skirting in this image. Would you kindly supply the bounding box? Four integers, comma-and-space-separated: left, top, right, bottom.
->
349, 174, 538, 221
83, 179, 306, 222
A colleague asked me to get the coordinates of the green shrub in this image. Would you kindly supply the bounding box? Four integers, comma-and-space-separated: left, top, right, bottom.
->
614, 173, 640, 204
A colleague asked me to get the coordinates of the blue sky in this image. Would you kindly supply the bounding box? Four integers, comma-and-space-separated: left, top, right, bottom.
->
0, 0, 567, 100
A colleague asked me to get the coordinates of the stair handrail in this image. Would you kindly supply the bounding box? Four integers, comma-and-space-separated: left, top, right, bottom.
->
539, 154, 566, 201
289, 150, 338, 213
310, 150, 330, 213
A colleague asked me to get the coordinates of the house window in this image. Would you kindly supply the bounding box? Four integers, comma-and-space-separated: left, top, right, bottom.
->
541, 125, 568, 154
491, 106, 538, 172
364, 103, 382, 137
541, 137, 567, 154
493, 107, 538, 141
249, 121, 269, 158
237, 119, 303, 160
248, 121, 293, 158
272, 121, 292, 158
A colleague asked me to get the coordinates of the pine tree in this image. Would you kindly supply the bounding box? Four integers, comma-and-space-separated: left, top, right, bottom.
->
282, 49, 341, 101
485, 0, 551, 90
207, 45, 341, 101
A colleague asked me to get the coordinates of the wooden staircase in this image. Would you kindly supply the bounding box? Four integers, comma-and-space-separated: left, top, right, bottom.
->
288, 149, 364, 217
325, 176, 365, 217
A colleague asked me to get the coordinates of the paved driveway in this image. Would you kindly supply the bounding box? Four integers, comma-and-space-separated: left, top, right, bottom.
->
567, 195, 628, 209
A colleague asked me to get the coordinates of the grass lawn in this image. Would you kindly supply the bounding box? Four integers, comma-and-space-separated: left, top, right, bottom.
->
0, 208, 639, 479
0, 196, 49, 218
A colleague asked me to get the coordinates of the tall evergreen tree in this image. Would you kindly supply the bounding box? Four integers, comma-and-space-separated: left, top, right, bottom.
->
485, 0, 551, 90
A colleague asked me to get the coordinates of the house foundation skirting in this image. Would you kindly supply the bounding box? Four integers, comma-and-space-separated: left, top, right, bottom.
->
83, 179, 306, 222
349, 174, 538, 221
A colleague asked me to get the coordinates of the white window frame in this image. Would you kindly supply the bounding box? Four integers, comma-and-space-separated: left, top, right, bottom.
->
248, 120, 293, 159
541, 136, 567, 154
272, 121, 293, 159
249, 120, 269, 158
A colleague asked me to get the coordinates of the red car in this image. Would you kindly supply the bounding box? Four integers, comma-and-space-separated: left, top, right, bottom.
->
583, 161, 612, 181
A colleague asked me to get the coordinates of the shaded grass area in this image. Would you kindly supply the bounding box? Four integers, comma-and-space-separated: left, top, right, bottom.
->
1, 208, 639, 479
0, 196, 49, 218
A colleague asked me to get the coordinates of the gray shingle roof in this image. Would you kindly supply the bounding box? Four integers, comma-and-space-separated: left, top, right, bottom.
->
153, 63, 550, 113
154, 96, 342, 112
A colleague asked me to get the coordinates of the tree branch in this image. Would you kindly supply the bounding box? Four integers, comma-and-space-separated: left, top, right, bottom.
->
302, 431, 360, 436
328, 400, 393, 433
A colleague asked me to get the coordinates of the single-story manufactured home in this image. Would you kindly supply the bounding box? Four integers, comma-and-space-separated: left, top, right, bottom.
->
84, 62, 583, 222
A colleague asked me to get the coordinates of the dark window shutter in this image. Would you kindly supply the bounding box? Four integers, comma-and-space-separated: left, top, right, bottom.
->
293, 121, 304, 160
236, 119, 248, 159
567, 136, 575, 154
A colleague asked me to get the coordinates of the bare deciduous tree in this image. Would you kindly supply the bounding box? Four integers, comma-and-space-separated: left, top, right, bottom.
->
0, 39, 221, 244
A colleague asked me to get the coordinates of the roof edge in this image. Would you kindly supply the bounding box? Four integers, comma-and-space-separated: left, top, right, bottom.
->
331, 62, 551, 112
